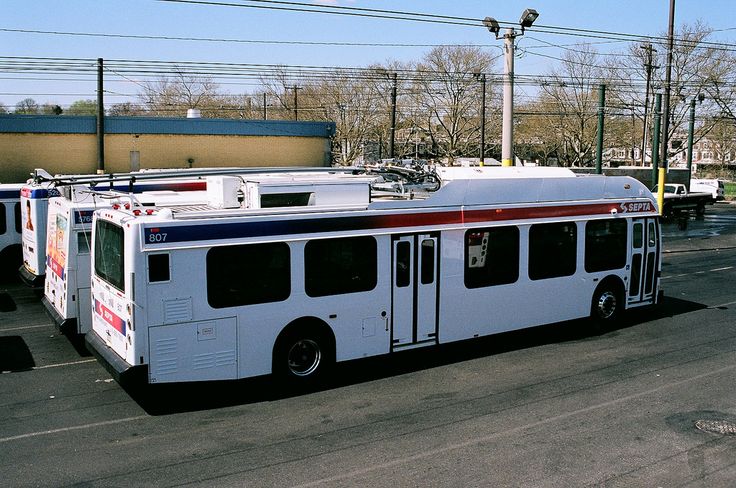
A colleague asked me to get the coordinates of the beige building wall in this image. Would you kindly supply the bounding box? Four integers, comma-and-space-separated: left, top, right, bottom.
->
0, 133, 330, 183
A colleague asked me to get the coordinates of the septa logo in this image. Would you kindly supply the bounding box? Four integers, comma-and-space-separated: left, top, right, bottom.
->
620, 202, 653, 213
94, 299, 126, 335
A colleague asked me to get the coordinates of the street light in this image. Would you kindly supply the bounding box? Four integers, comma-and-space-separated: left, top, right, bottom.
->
519, 9, 539, 32
484, 9, 539, 166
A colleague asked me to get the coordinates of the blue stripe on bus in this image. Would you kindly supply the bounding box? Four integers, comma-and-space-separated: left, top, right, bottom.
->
140, 201, 651, 246
0, 190, 21, 199
144, 211, 463, 245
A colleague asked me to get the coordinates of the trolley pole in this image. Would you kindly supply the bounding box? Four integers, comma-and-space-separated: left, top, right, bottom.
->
595, 84, 606, 174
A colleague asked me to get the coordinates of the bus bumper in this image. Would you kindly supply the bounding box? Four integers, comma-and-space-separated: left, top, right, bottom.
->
41, 296, 77, 335
85, 331, 148, 386
18, 265, 44, 288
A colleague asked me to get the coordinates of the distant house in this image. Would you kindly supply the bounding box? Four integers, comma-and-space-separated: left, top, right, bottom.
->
606, 132, 735, 170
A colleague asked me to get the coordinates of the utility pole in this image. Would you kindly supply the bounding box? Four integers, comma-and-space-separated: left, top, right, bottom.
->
501, 29, 516, 167
479, 73, 486, 166
389, 72, 397, 159
263, 93, 267, 120
640, 43, 655, 166
96, 57, 105, 174
292, 85, 300, 121
652, 93, 663, 211
656, 0, 676, 215
660, 0, 676, 173
686, 97, 696, 191
595, 84, 606, 174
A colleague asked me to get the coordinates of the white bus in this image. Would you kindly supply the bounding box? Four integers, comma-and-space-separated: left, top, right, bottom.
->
42, 169, 363, 337
42, 186, 210, 336
0, 183, 24, 276
86, 170, 661, 386
19, 173, 208, 287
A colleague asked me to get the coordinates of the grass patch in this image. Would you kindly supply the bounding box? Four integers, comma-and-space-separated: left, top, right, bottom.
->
726, 182, 736, 200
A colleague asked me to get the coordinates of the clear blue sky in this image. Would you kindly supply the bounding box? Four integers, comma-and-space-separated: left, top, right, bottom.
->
0, 0, 733, 109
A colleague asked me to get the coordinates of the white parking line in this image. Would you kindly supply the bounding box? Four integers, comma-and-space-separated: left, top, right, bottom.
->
32, 359, 97, 370
0, 416, 148, 443
1, 323, 53, 332
662, 266, 734, 280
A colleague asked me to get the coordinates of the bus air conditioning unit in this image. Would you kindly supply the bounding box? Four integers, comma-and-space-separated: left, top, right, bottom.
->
206, 176, 242, 209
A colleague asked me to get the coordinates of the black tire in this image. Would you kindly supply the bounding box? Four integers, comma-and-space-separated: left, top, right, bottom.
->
662, 203, 672, 219
696, 202, 705, 216
591, 281, 623, 330
273, 325, 334, 387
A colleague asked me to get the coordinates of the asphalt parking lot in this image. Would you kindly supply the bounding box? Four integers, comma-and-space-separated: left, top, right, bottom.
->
2, 203, 736, 487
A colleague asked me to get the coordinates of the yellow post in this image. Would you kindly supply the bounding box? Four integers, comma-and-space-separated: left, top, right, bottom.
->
502, 159, 513, 167
657, 168, 666, 216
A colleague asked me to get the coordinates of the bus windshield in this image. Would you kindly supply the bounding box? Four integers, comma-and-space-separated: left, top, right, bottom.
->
94, 219, 125, 292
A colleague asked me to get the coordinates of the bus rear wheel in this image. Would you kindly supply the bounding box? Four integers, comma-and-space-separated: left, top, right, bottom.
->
273, 324, 334, 387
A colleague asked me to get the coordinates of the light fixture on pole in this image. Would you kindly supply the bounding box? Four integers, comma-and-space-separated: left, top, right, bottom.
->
484, 9, 539, 167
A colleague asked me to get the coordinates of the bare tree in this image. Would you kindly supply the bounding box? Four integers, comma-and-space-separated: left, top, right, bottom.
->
409, 46, 497, 161
15, 98, 40, 114
140, 69, 223, 117
108, 102, 146, 116
539, 45, 607, 166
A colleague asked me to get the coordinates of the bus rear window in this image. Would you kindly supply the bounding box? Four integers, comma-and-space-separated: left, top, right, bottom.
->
0, 203, 6, 235
94, 220, 125, 292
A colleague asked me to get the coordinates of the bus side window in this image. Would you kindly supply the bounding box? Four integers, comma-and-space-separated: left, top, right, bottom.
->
0, 203, 6, 235
528, 222, 577, 280
584, 219, 627, 272
464, 226, 519, 289
305, 236, 377, 297
207, 243, 290, 309
148, 253, 170, 283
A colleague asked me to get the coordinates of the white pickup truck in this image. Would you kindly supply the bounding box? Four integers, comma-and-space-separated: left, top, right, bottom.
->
652, 183, 713, 217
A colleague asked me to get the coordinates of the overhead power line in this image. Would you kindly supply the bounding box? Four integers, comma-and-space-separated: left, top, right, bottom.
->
0, 27, 482, 48
155, 0, 736, 52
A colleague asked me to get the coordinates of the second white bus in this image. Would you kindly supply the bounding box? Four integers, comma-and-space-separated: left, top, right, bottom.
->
86, 170, 661, 386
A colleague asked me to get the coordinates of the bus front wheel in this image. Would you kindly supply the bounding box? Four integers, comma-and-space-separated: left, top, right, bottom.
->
591, 281, 623, 329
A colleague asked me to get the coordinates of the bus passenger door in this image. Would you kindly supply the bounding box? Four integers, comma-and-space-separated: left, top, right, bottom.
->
628, 218, 658, 304
391, 233, 438, 349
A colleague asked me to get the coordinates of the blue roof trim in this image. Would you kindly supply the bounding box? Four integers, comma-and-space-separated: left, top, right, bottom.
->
0, 114, 335, 138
